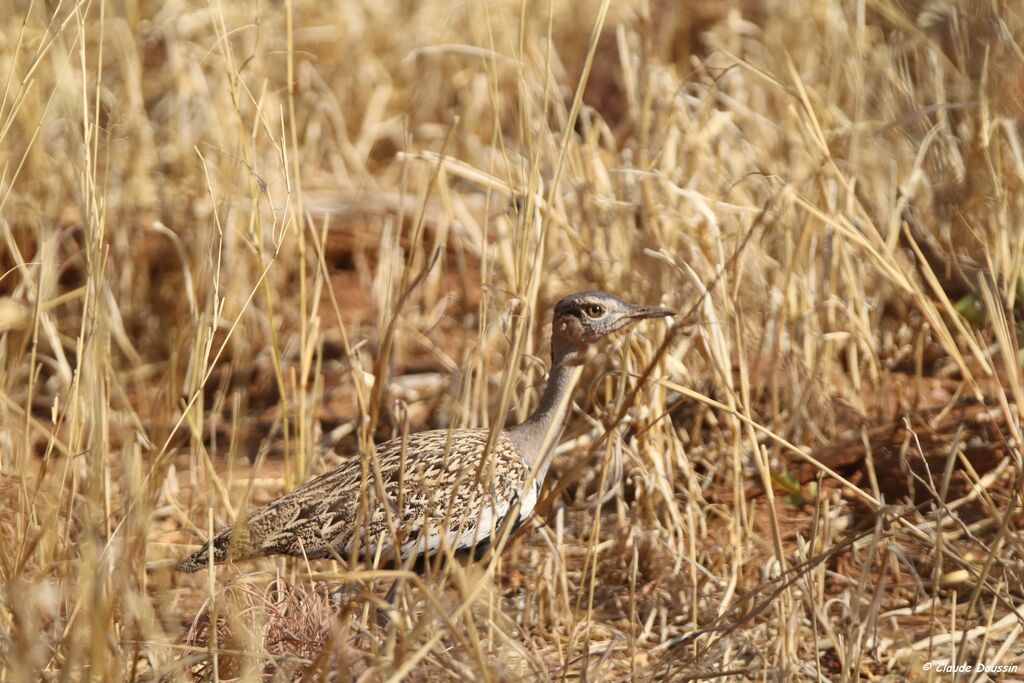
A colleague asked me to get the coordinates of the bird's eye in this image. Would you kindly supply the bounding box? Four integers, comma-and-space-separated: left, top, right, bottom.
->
583, 304, 605, 318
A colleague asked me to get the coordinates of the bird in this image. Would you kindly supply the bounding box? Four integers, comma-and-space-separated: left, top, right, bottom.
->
176, 291, 673, 579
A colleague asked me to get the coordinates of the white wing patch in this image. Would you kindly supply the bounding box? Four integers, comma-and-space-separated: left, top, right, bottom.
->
519, 480, 539, 520
452, 497, 510, 552
389, 480, 540, 560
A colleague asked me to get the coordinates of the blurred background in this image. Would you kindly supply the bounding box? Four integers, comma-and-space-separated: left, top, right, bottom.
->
1, 0, 1023, 679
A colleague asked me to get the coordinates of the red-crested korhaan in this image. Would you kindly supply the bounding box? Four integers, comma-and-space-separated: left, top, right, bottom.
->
177, 291, 672, 577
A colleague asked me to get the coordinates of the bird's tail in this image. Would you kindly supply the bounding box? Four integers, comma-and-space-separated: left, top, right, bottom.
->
177, 531, 232, 573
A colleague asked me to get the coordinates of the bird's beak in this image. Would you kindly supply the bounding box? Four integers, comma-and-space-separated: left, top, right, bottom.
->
627, 304, 674, 320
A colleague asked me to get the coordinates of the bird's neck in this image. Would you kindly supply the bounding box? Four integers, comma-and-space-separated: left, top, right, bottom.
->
508, 337, 584, 482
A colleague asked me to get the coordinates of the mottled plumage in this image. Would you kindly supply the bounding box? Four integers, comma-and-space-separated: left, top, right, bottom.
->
178, 429, 535, 572
178, 291, 672, 575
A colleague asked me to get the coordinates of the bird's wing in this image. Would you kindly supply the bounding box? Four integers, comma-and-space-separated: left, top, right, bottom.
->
248, 428, 532, 564
353, 428, 534, 563
177, 427, 534, 571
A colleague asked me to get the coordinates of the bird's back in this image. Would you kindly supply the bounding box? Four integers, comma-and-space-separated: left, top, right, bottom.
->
177, 428, 537, 572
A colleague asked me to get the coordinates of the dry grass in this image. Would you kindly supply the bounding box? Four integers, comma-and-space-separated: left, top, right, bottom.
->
2, 0, 1024, 680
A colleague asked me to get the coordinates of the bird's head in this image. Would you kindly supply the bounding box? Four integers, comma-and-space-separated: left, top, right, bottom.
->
551, 291, 673, 353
